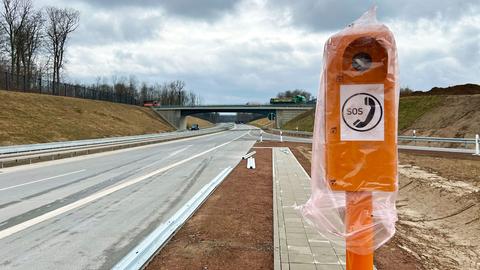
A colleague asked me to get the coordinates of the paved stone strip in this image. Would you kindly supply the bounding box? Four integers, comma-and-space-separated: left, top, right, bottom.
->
273, 147, 346, 270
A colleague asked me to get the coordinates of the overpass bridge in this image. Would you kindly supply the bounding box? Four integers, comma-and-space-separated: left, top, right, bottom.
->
152, 104, 315, 129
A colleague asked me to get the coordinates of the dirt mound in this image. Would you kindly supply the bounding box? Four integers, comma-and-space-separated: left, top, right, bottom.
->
402, 95, 480, 139
0, 90, 174, 145
410, 84, 480, 96
389, 153, 480, 270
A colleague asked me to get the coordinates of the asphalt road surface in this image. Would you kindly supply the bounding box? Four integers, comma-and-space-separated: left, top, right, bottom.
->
0, 125, 259, 270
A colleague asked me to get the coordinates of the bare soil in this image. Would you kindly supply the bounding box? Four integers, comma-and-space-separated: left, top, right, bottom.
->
402, 95, 480, 141
146, 148, 274, 270
386, 153, 480, 270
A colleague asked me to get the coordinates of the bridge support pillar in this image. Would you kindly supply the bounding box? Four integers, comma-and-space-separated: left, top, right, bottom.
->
275, 109, 310, 129
152, 109, 187, 130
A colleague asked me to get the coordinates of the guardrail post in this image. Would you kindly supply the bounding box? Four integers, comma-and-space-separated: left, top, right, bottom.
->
475, 134, 479, 156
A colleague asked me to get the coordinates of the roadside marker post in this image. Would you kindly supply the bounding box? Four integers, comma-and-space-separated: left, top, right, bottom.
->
413, 130, 417, 145
320, 9, 398, 270
475, 134, 479, 156
247, 157, 256, 169
280, 131, 283, 142
260, 130, 263, 142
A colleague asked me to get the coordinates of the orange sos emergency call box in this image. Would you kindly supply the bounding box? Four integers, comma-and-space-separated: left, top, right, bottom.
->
324, 25, 398, 192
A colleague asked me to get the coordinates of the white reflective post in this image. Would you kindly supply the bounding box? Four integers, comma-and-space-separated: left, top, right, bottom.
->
413, 130, 416, 145
280, 131, 283, 142
260, 130, 263, 142
247, 157, 256, 169
475, 134, 479, 156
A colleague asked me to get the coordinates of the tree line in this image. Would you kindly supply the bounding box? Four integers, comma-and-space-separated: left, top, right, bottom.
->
276, 89, 313, 101
91, 75, 201, 106
1, 0, 79, 93
0, 0, 200, 106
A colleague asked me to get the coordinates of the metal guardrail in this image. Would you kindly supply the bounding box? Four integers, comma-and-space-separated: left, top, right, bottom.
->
0, 124, 234, 168
268, 128, 478, 147
398, 135, 475, 144
0, 124, 233, 156
113, 167, 233, 270
269, 128, 313, 137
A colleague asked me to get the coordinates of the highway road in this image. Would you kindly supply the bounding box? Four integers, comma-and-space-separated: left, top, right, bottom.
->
0, 125, 259, 270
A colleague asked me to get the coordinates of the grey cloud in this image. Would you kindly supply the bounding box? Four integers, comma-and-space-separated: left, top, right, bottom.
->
70, 8, 164, 45
77, 0, 240, 20
268, 0, 479, 31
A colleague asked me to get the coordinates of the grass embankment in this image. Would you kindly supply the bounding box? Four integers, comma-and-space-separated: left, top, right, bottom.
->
281, 96, 444, 132
282, 109, 315, 132
249, 117, 274, 129
0, 90, 174, 146
397, 95, 443, 131
186, 116, 214, 129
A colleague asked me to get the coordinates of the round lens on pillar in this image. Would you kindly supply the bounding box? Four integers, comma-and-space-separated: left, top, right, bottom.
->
352, 52, 372, 71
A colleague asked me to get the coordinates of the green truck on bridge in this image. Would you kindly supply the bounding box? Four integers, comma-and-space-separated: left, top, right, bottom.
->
270, 95, 307, 105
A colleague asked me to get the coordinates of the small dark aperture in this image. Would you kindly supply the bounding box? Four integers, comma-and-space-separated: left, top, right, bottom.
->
352, 52, 372, 71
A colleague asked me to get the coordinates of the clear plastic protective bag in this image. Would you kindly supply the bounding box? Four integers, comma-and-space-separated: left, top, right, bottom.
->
300, 7, 399, 255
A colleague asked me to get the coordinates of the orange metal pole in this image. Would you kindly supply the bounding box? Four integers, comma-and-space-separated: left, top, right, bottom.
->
346, 191, 374, 270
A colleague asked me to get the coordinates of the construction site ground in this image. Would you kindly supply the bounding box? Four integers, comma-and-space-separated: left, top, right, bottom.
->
147, 141, 479, 270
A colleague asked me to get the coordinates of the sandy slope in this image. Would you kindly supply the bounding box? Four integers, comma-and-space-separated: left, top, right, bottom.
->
0, 90, 173, 145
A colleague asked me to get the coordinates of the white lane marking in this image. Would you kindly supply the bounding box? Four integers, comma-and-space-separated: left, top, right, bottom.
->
140, 145, 193, 170
167, 145, 192, 158
0, 131, 248, 240
0, 170, 86, 192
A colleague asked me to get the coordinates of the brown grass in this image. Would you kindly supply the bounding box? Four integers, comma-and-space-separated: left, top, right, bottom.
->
186, 116, 214, 129
249, 117, 274, 128
0, 90, 174, 146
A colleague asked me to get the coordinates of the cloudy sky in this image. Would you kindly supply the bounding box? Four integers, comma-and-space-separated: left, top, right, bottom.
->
35, 0, 479, 104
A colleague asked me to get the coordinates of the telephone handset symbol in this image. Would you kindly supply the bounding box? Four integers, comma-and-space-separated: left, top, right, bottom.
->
353, 97, 376, 128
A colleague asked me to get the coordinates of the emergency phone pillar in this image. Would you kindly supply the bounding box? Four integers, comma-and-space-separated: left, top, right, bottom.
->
323, 25, 398, 270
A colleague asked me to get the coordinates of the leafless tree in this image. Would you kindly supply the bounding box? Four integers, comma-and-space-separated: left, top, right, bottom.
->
1, 0, 32, 75
17, 10, 43, 78
45, 6, 79, 94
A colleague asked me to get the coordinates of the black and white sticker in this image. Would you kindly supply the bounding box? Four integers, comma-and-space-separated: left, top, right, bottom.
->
340, 84, 384, 141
